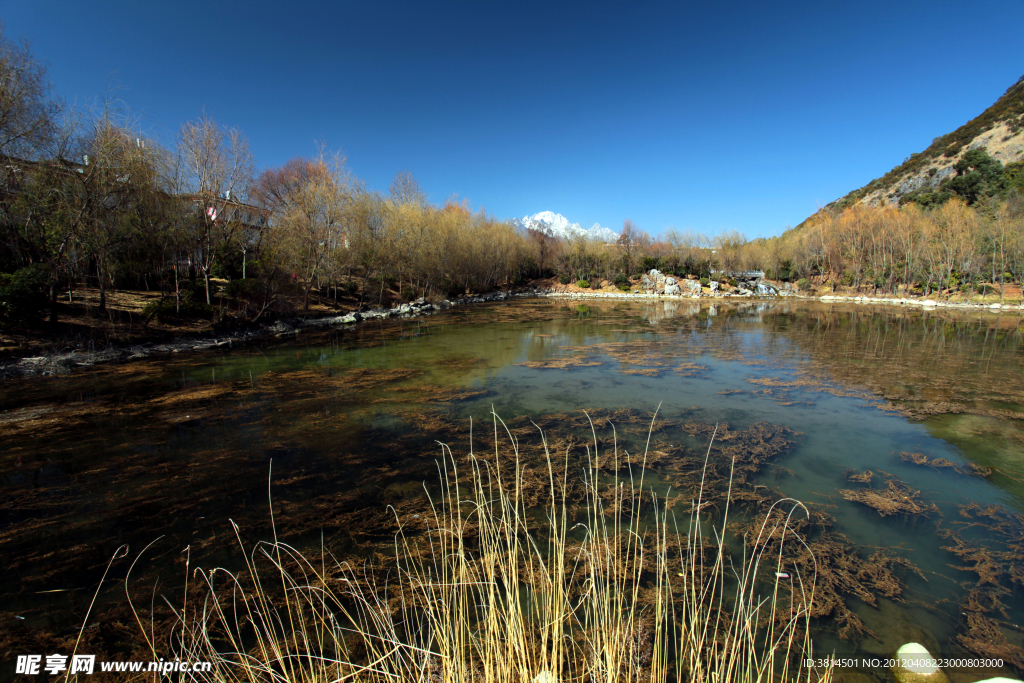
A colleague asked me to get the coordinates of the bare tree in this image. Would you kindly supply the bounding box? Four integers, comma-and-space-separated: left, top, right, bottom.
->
287, 155, 349, 311
0, 27, 58, 158
177, 115, 254, 304
74, 112, 162, 312
388, 170, 426, 207
617, 219, 650, 276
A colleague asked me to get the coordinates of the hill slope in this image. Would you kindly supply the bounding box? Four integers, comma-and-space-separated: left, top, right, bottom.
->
829, 74, 1024, 210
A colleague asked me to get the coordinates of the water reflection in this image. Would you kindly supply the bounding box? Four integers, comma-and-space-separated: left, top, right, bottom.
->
1, 299, 1022, 676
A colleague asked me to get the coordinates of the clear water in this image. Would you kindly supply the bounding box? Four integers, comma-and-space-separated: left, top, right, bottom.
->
2, 298, 1022, 679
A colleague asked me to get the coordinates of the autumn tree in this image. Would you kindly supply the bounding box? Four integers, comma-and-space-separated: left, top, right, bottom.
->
73, 114, 164, 312
283, 155, 349, 310
524, 227, 559, 277
617, 219, 650, 276
389, 170, 427, 207
712, 229, 747, 275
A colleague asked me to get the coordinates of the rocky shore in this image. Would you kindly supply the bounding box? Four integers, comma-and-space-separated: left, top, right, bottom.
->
535, 286, 1024, 311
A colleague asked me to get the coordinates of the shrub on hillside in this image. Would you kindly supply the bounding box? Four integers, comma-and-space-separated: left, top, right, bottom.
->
438, 278, 464, 299
576, 279, 590, 289
143, 281, 216, 322
223, 278, 261, 300
223, 278, 266, 317
796, 278, 810, 290
143, 298, 215, 323
0, 264, 49, 328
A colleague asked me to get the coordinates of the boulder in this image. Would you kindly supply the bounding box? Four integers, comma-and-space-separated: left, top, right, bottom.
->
268, 321, 293, 334
664, 282, 681, 296
710, 281, 719, 292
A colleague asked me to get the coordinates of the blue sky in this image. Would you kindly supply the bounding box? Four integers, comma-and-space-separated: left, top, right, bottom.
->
1, 0, 1022, 238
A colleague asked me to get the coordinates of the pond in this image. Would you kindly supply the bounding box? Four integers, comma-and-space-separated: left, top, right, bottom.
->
2, 298, 1023, 681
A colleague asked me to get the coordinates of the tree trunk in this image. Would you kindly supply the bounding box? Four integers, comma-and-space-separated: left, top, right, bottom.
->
98, 257, 107, 313
48, 279, 58, 324
174, 262, 181, 314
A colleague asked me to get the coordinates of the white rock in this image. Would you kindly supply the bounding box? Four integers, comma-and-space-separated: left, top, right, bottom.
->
890, 643, 948, 683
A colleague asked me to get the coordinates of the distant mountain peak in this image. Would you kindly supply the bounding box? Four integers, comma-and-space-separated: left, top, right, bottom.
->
511, 211, 619, 243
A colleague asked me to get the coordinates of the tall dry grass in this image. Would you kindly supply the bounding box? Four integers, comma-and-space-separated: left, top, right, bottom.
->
130, 412, 829, 683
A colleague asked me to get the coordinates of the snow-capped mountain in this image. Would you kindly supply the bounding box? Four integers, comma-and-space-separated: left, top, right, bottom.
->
511, 211, 619, 243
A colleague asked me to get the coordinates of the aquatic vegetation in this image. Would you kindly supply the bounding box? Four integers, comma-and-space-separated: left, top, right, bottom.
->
896, 451, 995, 477
838, 477, 940, 517
129, 413, 827, 683
516, 355, 604, 369
845, 469, 874, 484
4, 300, 1024, 675
939, 503, 1024, 668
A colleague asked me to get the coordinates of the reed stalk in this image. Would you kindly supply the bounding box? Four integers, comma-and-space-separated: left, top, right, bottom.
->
132, 411, 829, 683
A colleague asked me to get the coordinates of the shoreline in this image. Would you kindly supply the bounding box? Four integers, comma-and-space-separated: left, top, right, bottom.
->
531, 286, 1024, 312
3, 287, 1020, 379
0, 291, 513, 379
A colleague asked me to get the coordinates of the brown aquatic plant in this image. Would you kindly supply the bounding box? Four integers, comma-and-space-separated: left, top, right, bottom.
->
116, 411, 830, 683
896, 451, 997, 478
837, 476, 940, 517
844, 469, 874, 484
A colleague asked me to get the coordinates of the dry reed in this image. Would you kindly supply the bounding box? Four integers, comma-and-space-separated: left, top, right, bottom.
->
123, 411, 830, 683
